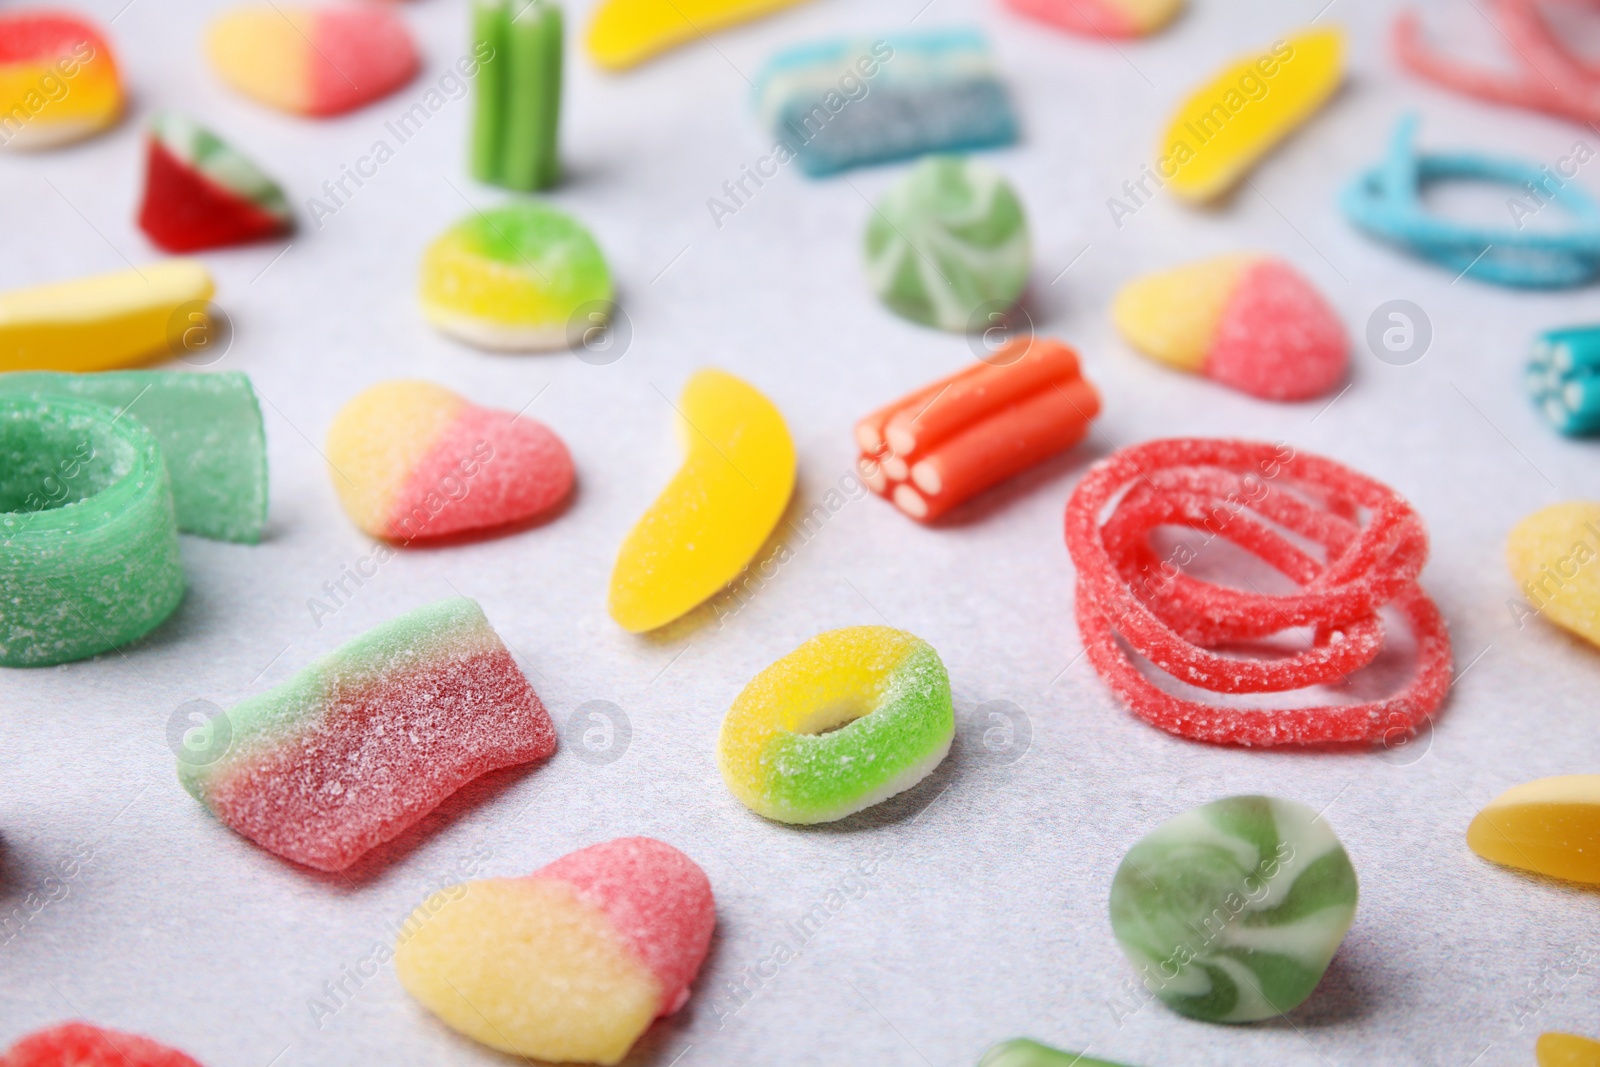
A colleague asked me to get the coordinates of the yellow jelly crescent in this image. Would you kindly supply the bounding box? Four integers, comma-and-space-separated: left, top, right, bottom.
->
586, 0, 811, 71
1467, 775, 1600, 885
1507, 501, 1600, 647
1539, 1032, 1600, 1067
1158, 27, 1345, 203
607, 369, 795, 633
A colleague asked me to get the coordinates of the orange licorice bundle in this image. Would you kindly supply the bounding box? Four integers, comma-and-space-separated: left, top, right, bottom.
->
855, 338, 1100, 522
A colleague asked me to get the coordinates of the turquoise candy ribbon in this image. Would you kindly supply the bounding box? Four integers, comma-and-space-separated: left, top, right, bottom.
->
1527, 324, 1600, 437
1340, 114, 1600, 289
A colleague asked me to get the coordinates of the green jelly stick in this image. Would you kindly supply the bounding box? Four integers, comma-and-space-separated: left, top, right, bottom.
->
473, 0, 563, 191
470, 0, 509, 184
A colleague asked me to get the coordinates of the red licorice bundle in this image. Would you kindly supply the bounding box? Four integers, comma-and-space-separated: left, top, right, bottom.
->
1064, 438, 1452, 747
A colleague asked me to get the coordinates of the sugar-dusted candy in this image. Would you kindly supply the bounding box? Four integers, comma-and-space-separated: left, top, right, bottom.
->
1, 396, 183, 667
1003, 0, 1182, 39
1110, 795, 1359, 1023
1066, 438, 1452, 747
138, 112, 291, 253
178, 598, 556, 871
1507, 502, 1600, 648
865, 155, 1031, 332
1467, 775, 1600, 885
1528, 326, 1600, 437
978, 1039, 1138, 1067
1539, 1032, 1600, 1067
420, 201, 612, 351
1159, 28, 1344, 203
0, 261, 214, 374
0, 370, 268, 543
718, 627, 953, 824
325, 380, 572, 543
471, 0, 563, 193
0, 11, 122, 150
587, 0, 811, 71
1, 1022, 204, 1067
856, 337, 1099, 522
609, 369, 794, 632
753, 29, 1018, 178
206, 4, 419, 117
1112, 254, 1347, 401
395, 837, 714, 1065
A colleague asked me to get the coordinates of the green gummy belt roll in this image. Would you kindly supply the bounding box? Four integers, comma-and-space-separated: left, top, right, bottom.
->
0, 395, 184, 667
471, 0, 562, 192
0, 371, 268, 543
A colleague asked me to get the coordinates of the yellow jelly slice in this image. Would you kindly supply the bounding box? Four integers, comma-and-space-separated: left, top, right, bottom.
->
587, 0, 812, 71
1111, 253, 1256, 371
0, 260, 214, 373
1117, 0, 1185, 34
1539, 1032, 1600, 1067
608, 369, 794, 633
1507, 502, 1600, 647
394, 878, 660, 1066
205, 8, 311, 113
325, 381, 464, 536
1467, 775, 1600, 885
0, 57, 122, 150
1158, 27, 1345, 203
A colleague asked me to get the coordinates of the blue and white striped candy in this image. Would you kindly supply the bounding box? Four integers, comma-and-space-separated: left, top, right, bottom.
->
1527, 325, 1600, 437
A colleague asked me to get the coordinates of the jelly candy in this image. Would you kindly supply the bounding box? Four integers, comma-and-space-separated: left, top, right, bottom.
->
0, 261, 214, 373
753, 29, 1018, 178
587, 0, 811, 71
1003, 0, 1183, 39
1506, 502, 1600, 648
608, 369, 794, 632
1342, 115, 1600, 289
138, 112, 291, 253
1065, 438, 1452, 747
718, 627, 953, 824
471, 0, 562, 192
856, 337, 1099, 522
0, 370, 268, 543
1528, 326, 1600, 437
419, 202, 612, 351
395, 837, 714, 1065
178, 598, 556, 871
325, 380, 573, 543
0, 11, 122, 150
977, 1039, 1137, 1067
1468, 776, 1600, 885
864, 155, 1031, 332
1, 396, 183, 667
1110, 795, 1358, 1022
1539, 1032, 1600, 1067
205, 4, 419, 117
1159, 28, 1344, 203
1, 1022, 204, 1067
1112, 254, 1348, 401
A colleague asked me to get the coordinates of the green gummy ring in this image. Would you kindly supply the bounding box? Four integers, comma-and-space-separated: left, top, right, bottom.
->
0, 396, 184, 667
717, 626, 954, 824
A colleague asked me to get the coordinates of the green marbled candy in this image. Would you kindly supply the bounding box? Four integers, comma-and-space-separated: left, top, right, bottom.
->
863, 155, 1031, 332
1109, 795, 1358, 1023
978, 1039, 1136, 1067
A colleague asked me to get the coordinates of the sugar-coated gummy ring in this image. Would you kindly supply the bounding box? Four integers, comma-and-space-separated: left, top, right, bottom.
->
717, 626, 954, 824
0, 396, 183, 667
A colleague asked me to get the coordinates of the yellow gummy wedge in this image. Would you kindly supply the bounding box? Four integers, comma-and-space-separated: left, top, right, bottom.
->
205, 8, 312, 113
1111, 253, 1257, 371
608, 369, 795, 633
1159, 27, 1345, 203
0, 260, 214, 372
1119, 0, 1186, 33
1507, 501, 1600, 647
1467, 775, 1600, 885
1539, 1033, 1600, 1067
587, 0, 812, 71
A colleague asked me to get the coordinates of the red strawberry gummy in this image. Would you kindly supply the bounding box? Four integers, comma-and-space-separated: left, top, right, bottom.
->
138, 113, 290, 253
2, 1022, 203, 1067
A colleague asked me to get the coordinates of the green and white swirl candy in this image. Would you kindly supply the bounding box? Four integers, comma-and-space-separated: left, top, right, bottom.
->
1109, 795, 1358, 1023
863, 155, 1031, 332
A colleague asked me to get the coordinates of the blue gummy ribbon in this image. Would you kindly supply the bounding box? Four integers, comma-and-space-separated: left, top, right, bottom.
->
1340, 114, 1600, 289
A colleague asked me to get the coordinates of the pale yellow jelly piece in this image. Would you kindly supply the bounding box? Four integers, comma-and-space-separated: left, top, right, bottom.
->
324, 381, 464, 537
1117, 0, 1185, 34
1467, 776, 1600, 885
1539, 1032, 1600, 1067
0, 260, 214, 372
1159, 28, 1345, 203
1506, 501, 1600, 647
1111, 253, 1257, 372
587, 0, 812, 71
394, 878, 661, 1066
608, 369, 795, 633
205, 8, 312, 113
